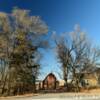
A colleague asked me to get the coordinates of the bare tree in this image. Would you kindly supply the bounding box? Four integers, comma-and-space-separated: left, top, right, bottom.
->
54, 25, 100, 91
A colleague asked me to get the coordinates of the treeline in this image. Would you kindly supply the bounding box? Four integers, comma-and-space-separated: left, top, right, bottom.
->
0, 8, 100, 96
0, 8, 48, 96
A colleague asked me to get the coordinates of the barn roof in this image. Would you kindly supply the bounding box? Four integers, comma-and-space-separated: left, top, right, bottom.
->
43, 73, 57, 81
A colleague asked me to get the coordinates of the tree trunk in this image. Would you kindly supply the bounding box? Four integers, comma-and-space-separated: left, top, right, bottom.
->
1, 74, 7, 94
33, 76, 36, 93
63, 65, 68, 86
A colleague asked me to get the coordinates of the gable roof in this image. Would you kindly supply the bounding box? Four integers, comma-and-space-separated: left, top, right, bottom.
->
43, 73, 57, 81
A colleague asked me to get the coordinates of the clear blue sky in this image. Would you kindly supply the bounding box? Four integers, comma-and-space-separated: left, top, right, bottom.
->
0, 0, 100, 80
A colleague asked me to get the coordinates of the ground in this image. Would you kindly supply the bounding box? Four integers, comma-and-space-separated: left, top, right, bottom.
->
0, 89, 100, 100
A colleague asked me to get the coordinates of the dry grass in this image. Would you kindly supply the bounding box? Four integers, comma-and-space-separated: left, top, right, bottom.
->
1, 88, 100, 99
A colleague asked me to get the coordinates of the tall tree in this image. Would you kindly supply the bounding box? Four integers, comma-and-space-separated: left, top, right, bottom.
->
54, 25, 100, 91
0, 8, 48, 95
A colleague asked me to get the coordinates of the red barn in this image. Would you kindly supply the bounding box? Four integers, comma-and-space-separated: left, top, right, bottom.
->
40, 73, 59, 90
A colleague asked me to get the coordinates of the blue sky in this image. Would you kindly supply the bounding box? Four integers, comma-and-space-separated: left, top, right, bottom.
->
0, 0, 100, 80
